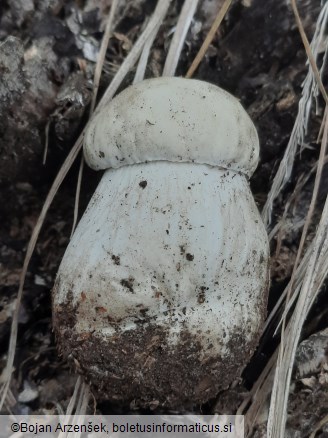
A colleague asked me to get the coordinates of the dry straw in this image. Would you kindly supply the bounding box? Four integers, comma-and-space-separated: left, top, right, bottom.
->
262, 1, 328, 227
242, 2, 328, 437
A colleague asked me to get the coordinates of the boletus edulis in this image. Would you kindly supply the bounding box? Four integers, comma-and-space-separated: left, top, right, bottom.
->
53, 77, 269, 409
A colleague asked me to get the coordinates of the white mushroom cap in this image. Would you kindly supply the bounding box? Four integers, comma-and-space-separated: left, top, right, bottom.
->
84, 77, 259, 177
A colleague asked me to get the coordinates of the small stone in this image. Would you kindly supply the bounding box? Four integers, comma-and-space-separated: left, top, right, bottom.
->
18, 381, 39, 403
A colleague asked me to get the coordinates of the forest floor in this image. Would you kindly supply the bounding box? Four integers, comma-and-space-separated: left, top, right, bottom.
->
0, 1, 327, 436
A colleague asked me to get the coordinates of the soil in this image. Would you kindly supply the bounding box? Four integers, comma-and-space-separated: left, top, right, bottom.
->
1, 0, 327, 435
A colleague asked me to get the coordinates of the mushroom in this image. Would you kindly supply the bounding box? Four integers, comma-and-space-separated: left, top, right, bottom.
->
53, 77, 269, 409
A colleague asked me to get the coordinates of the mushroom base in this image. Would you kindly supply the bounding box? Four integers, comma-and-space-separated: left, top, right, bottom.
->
53, 296, 264, 409
53, 162, 270, 409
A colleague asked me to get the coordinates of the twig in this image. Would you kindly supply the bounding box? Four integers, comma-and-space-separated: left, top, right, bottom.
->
185, 0, 233, 78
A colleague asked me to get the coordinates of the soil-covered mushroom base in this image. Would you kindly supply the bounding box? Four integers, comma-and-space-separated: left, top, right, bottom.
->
53, 301, 263, 410
52, 161, 269, 409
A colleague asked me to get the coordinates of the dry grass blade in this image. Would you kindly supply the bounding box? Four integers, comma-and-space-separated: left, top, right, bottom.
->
251, 113, 328, 437
263, 156, 328, 334
243, 201, 325, 434
268, 193, 328, 437
185, 0, 233, 78
58, 379, 90, 438
267, 114, 328, 437
280, 106, 328, 316
310, 414, 328, 438
243, 193, 328, 436
262, 1, 328, 226
3, 387, 16, 416
69, 383, 90, 435
0, 0, 172, 412
43, 120, 51, 165
71, 0, 119, 237
94, 0, 173, 116
239, 349, 277, 435
163, 0, 199, 76
268, 154, 328, 246
243, 6, 328, 432
290, 0, 328, 106
0, 132, 83, 411
71, 155, 84, 239
90, 0, 120, 115
133, 18, 158, 84
63, 377, 82, 418
266, 31, 328, 433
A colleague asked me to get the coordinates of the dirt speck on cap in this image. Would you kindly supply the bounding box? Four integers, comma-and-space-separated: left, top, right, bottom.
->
139, 180, 147, 189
